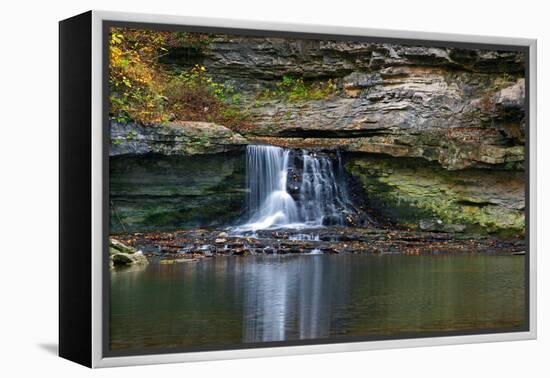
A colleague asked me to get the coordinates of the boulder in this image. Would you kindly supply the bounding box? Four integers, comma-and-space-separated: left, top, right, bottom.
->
112, 252, 148, 266
109, 238, 149, 267
109, 238, 137, 255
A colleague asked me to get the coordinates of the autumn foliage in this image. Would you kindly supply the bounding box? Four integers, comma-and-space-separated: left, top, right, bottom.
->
109, 28, 171, 124
108, 27, 251, 128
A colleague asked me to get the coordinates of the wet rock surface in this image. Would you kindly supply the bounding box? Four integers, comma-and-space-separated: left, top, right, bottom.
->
110, 154, 246, 233
113, 227, 525, 263
345, 155, 525, 235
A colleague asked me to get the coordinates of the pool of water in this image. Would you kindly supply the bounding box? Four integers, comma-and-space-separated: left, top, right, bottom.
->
109, 254, 526, 352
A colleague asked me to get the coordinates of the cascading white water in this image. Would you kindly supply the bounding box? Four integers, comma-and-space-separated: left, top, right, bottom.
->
243, 145, 300, 230
299, 151, 351, 226
236, 145, 352, 232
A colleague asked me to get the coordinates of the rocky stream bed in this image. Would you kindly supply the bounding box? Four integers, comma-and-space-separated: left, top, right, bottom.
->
110, 227, 526, 268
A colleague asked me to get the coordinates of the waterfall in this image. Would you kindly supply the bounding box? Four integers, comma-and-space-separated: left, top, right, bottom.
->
236, 145, 352, 232
244, 145, 300, 230
299, 151, 351, 226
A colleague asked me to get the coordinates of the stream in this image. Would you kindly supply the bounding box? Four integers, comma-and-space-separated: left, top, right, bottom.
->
110, 254, 525, 351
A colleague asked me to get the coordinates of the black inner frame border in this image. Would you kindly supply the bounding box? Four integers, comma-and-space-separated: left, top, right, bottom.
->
101, 19, 531, 359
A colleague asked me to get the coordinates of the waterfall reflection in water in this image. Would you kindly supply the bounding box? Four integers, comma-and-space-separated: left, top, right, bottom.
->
110, 255, 525, 350
242, 255, 349, 342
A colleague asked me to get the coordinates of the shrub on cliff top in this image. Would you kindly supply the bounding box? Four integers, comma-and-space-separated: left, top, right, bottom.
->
163, 65, 251, 129
109, 28, 170, 124
109, 28, 250, 129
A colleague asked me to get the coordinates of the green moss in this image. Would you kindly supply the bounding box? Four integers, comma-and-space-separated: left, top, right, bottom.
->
258, 75, 336, 102
141, 192, 244, 228
109, 153, 246, 232
346, 157, 525, 236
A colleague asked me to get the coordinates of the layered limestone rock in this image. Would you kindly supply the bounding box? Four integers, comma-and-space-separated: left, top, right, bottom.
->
164, 37, 525, 170
243, 71, 524, 170
167, 37, 524, 82
110, 121, 247, 156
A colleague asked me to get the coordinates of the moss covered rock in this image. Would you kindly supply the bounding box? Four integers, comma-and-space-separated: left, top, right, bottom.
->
346, 156, 524, 236
109, 238, 137, 255
109, 152, 246, 233
109, 238, 148, 267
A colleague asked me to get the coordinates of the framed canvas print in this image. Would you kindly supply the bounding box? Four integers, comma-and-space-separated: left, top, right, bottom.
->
59, 10, 537, 368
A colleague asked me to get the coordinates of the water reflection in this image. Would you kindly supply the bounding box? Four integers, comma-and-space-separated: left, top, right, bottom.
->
110, 255, 525, 351
241, 255, 351, 342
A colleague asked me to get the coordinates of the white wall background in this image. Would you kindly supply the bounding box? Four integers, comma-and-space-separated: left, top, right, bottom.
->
0, 0, 546, 376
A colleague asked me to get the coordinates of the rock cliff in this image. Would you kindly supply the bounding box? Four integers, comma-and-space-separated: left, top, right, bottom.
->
110, 154, 246, 233
111, 36, 526, 235
181, 37, 525, 170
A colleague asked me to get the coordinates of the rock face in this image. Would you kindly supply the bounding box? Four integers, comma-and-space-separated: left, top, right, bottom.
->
110, 238, 148, 267
165, 37, 525, 171
345, 155, 525, 235
168, 37, 524, 82
110, 121, 247, 156
110, 153, 246, 232
243, 73, 524, 170
109, 36, 526, 236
